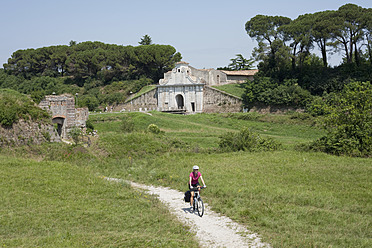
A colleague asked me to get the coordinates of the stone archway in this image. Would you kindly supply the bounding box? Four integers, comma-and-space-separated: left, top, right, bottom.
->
175, 94, 184, 109
52, 117, 65, 137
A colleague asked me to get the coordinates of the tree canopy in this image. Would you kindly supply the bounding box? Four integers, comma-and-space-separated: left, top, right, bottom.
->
245, 3, 372, 94
3, 41, 181, 83
1, 41, 181, 109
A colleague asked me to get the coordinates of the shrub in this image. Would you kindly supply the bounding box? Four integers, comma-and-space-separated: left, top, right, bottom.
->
86, 120, 95, 134
0, 89, 49, 127
69, 127, 82, 144
147, 124, 163, 134
243, 77, 313, 107
219, 127, 282, 152
308, 81, 372, 157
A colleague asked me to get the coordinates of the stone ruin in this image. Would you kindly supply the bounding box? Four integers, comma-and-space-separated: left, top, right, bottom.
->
38, 94, 89, 140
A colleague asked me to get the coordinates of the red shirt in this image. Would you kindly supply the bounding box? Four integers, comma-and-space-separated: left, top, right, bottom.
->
190, 171, 201, 185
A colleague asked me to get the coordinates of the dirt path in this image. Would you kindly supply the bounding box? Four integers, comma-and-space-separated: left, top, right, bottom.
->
105, 177, 270, 248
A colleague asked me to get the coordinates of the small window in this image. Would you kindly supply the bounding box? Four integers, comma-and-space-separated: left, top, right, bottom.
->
178, 69, 181, 72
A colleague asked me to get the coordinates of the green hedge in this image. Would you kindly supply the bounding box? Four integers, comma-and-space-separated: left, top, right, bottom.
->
0, 89, 49, 126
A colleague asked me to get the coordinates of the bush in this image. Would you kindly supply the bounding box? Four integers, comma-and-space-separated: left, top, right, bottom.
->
243, 77, 313, 107
69, 127, 82, 144
147, 124, 163, 134
308, 81, 372, 157
86, 120, 95, 134
78, 95, 99, 111
0, 89, 50, 127
219, 127, 282, 152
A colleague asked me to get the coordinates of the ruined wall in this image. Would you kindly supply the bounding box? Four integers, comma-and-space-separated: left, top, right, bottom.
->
114, 88, 158, 112
203, 86, 242, 113
0, 119, 60, 147
75, 108, 89, 127
39, 94, 88, 139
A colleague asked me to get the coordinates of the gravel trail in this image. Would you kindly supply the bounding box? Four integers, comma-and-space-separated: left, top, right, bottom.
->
105, 177, 270, 248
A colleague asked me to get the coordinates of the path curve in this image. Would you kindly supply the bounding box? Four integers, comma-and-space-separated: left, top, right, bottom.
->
105, 177, 270, 248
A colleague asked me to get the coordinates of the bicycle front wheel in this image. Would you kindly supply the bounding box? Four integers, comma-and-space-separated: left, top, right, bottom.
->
196, 198, 204, 217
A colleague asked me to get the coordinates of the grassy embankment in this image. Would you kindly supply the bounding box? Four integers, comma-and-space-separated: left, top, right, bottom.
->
0, 154, 198, 247
212, 83, 247, 99
1, 110, 371, 247
89, 111, 371, 247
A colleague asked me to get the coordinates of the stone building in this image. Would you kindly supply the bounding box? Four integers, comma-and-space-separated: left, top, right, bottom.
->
38, 94, 89, 139
118, 62, 257, 114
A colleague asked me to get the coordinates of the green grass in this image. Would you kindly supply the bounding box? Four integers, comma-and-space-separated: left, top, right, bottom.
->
87, 112, 371, 247
212, 83, 247, 98
0, 89, 50, 126
1, 111, 371, 247
90, 112, 325, 149
0, 155, 198, 247
104, 151, 371, 248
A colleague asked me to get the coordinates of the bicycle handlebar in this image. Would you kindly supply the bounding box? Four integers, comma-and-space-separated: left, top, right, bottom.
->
190, 186, 206, 191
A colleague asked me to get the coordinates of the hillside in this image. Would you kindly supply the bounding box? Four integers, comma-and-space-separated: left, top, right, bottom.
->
0, 111, 370, 247
0, 89, 59, 146
212, 83, 247, 98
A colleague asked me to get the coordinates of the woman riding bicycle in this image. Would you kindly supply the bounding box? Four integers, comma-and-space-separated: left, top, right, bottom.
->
189, 165, 206, 211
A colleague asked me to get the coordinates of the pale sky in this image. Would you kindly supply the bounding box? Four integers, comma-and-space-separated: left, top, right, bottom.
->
1, 0, 371, 69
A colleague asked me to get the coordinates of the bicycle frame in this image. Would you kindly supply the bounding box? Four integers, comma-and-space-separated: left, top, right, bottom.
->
190, 186, 205, 217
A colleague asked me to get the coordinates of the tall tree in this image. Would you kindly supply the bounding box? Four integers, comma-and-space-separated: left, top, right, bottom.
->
245, 15, 292, 79
311, 11, 337, 68
364, 8, 372, 64
280, 14, 314, 70
228, 54, 254, 70
139, 35, 152, 45
330, 4, 366, 65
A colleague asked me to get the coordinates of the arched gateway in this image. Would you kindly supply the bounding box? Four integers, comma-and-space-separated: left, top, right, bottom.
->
39, 94, 88, 139
176, 94, 184, 109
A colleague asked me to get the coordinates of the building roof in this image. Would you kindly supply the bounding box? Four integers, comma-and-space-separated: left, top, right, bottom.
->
221, 69, 258, 76
176, 61, 189, 65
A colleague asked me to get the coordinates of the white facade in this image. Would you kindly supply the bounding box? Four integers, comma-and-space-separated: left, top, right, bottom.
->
158, 62, 205, 112
156, 62, 257, 113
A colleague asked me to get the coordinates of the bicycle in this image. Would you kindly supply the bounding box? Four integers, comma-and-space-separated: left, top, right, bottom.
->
190, 186, 206, 217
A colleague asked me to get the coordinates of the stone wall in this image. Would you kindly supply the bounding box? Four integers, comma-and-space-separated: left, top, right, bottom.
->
114, 88, 158, 112
39, 94, 88, 139
0, 119, 60, 147
203, 86, 242, 113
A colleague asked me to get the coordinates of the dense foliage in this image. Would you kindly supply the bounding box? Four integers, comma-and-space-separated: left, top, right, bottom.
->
0, 89, 49, 126
307, 81, 372, 157
219, 127, 282, 152
242, 77, 313, 107
3, 41, 181, 83
0, 40, 179, 109
245, 4, 372, 95
240, 4, 372, 157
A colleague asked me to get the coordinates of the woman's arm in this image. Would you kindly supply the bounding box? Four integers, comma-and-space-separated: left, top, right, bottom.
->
200, 175, 205, 186
189, 176, 192, 187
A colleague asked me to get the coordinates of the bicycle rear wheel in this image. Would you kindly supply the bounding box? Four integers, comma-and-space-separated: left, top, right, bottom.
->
196, 198, 204, 217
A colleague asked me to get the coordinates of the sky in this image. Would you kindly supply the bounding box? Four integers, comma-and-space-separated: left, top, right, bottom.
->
1, 0, 371, 70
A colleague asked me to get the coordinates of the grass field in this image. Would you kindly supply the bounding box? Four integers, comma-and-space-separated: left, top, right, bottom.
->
212, 83, 247, 98
0, 155, 198, 247
1, 111, 371, 247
